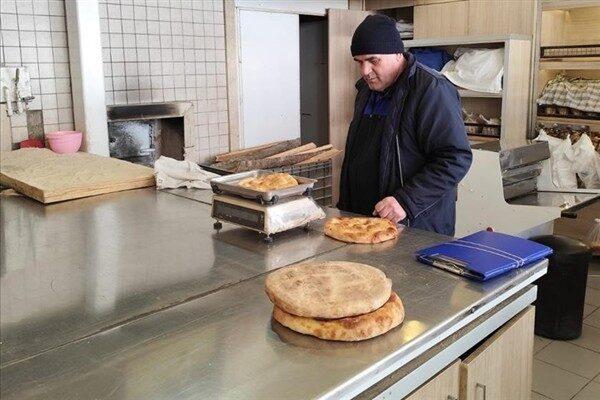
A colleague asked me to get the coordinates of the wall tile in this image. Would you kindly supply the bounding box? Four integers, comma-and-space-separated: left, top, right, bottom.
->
98, 0, 228, 160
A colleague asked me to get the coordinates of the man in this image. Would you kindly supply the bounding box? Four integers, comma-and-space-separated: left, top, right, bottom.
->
337, 15, 472, 236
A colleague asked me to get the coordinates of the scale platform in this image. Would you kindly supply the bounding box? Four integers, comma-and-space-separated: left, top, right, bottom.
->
211, 194, 325, 242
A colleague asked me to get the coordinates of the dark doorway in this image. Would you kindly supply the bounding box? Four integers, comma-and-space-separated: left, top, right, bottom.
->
300, 15, 328, 146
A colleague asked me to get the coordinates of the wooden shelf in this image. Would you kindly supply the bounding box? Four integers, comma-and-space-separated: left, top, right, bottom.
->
539, 59, 600, 70
403, 34, 529, 48
467, 135, 500, 143
537, 115, 600, 127
542, 1, 600, 11
458, 89, 502, 98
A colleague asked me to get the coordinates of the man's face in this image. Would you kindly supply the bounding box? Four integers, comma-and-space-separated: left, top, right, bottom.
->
353, 53, 403, 92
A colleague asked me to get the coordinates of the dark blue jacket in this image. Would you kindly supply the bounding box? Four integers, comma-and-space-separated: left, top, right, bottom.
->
338, 53, 472, 236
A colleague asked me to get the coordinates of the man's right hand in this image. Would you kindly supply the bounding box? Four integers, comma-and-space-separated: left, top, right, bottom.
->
373, 196, 406, 223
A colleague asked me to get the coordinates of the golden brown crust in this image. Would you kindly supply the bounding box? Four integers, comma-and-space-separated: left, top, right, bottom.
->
324, 217, 399, 244
265, 261, 392, 319
238, 173, 298, 191
272, 292, 404, 341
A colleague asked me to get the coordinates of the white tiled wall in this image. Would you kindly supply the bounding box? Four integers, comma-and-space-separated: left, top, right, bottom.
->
99, 0, 229, 162
0, 0, 74, 142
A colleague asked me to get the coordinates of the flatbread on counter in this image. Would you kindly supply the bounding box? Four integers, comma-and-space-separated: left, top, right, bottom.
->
238, 173, 298, 191
265, 261, 392, 319
272, 292, 404, 341
324, 217, 399, 244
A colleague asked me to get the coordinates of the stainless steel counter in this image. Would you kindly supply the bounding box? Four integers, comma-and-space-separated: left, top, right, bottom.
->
0, 188, 547, 399
0, 189, 346, 365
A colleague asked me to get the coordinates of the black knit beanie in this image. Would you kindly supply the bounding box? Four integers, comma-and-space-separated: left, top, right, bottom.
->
351, 15, 404, 57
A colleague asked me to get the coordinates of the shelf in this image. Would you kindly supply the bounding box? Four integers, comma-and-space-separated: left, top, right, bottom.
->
539, 59, 600, 70
542, 1, 600, 11
467, 135, 500, 143
403, 34, 530, 48
458, 89, 502, 98
537, 115, 600, 127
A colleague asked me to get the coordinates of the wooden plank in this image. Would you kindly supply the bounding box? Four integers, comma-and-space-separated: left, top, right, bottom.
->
266, 143, 316, 159
224, 0, 240, 151
539, 59, 600, 70
537, 116, 600, 131
468, 0, 536, 36
296, 149, 343, 165
405, 360, 460, 400
413, 1, 468, 39
0, 149, 155, 203
328, 9, 373, 205
458, 89, 503, 98
501, 38, 532, 148
460, 307, 534, 400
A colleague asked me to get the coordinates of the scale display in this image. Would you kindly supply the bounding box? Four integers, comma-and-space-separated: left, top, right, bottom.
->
212, 200, 265, 230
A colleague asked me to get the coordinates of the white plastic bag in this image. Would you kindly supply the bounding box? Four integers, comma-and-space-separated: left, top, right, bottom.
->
571, 134, 600, 189
153, 156, 219, 189
535, 129, 578, 190
441, 48, 504, 93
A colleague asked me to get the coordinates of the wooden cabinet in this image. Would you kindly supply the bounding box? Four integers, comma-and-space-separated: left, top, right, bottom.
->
406, 360, 460, 400
467, 0, 536, 36
459, 306, 535, 400
413, 1, 468, 39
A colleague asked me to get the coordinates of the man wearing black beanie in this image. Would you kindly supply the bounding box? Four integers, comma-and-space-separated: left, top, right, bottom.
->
337, 15, 472, 235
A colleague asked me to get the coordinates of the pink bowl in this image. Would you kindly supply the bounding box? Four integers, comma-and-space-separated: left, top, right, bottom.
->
45, 131, 83, 154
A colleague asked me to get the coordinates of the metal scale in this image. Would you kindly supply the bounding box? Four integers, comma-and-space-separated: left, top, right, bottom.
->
210, 171, 326, 242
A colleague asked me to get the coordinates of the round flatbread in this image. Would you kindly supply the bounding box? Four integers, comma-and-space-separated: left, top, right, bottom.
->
265, 261, 392, 319
324, 217, 399, 244
238, 173, 298, 191
272, 292, 404, 341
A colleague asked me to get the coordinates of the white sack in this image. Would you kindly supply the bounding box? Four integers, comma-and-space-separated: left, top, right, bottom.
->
571, 134, 600, 189
154, 156, 219, 189
535, 129, 578, 190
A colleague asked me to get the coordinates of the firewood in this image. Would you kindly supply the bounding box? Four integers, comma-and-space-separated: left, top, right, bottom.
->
214, 152, 315, 172
214, 139, 301, 162
296, 149, 343, 165
266, 143, 316, 159
297, 144, 333, 156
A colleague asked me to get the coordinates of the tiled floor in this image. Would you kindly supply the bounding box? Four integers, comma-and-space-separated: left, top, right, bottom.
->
531, 261, 600, 400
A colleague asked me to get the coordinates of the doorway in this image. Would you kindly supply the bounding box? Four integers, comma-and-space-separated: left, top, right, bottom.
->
300, 15, 329, 146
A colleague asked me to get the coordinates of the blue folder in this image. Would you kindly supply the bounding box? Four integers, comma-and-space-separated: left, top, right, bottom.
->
415, 230, 553, 281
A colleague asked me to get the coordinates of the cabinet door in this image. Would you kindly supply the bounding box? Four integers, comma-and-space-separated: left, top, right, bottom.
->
467, 0, 536, 36
328, 9, 372, 204
406, 360, 460, 400
413, 1, 468, 39
460, 306, 535, 400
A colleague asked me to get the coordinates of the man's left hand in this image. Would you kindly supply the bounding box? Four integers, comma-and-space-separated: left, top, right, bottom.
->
373, 196, 406, 223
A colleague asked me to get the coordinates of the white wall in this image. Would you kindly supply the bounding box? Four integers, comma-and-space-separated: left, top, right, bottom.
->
238, 10, 300, 148
235, 0, 348, 15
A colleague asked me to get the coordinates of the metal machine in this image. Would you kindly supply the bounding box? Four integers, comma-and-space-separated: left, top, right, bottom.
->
210, 170, 326, 242
457, 140, 599, 238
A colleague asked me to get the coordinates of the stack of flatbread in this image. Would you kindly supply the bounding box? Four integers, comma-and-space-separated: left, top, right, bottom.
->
325, 217, 399, 244
265, 261, 404, 341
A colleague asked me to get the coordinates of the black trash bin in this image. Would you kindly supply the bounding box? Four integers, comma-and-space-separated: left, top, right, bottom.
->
531, 235, 591, 340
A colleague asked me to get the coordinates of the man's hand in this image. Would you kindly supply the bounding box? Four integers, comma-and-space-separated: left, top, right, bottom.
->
373, 196, 406, 223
